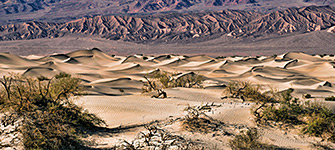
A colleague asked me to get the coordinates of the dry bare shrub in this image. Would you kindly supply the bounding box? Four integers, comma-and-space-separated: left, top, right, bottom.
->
0, 73, 106, 149
117, 125, 196, 150
182, 104, 224, 133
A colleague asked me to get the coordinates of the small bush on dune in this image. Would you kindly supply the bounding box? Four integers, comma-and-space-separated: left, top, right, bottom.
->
304, 94, 312, 99
0, 73, 106, 149
325, 96, 335, 101
261, 93, 304, 125
142, 70, 204, 98
229, 128, 277, 150
236, 81, 335, 142
223, 81, 335, 142
259, 96, 335, 142
302, 102, 335, 142
118, 125, 198, 150
222, 81, 274, 103
182, 104, 223, 133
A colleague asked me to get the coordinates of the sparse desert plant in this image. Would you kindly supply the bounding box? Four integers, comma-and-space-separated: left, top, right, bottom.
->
229, 128, 272, 150
222, 81, 279, 124
304, 94, 312, 99
302, 102, 335, 142
143, 76, 168, 98
182, 104, 224, 133
172, 72, 204, 88
142, 70, 204, 98
118, 125, 195, 150
0, 73, 106, 149
252, 87, 335, 142
325, 96, 335, 101
222, 81, 273, 103
261, 94, 304, 125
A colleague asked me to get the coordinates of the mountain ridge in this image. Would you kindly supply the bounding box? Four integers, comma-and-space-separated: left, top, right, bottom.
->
0, 6, 335, 43
1, 0, 335, 25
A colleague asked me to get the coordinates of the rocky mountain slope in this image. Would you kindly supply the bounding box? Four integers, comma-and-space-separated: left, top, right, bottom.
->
232, 5, 335, 37
1, 0, 335, 25
0, 10, 261, 42
0, 6, 334, 43
0, 0, 254, 15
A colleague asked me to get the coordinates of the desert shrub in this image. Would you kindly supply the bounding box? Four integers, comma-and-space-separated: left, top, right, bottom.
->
222, 81, 274, 103
304, 94, 312, 99
143, 70, 204, 90
261, 95, 304, 125
182, 104, 223, 133
142, 70, 204, 98
302, 102, 335, 142
229, 128, 275, 150
118, 125, 196, 149
325, 96, 335, 101
0, 73, 106, 149
172, 72, 204, 88
253, 87, 335, 142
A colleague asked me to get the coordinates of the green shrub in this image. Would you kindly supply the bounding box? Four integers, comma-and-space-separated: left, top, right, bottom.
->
222, 81, 274, 103
0, 73, 106, 149
142, 70, 204, 96
325, 96, 335, 101
302, 103, 335, 141
254, 88, 335, 142
304, 94, 312, 99
229, 128, 275, 150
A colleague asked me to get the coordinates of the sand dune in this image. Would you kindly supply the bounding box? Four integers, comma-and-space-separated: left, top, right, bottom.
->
1, 50, 334, 98
2, 49, 335, 149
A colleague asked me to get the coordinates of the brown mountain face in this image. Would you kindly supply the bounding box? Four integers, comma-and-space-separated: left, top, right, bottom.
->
0, 0, 254, 15
303, 0, 335, 5
0, 6, 335, 43
1, 0, 335, 25
231, 5, 335, 37
0, 10, 260, 42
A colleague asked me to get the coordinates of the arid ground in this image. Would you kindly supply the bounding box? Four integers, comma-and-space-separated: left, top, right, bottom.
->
1, 49, 335, 149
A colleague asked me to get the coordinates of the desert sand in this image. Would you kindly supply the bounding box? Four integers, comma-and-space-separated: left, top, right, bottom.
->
1, 49, 335, 149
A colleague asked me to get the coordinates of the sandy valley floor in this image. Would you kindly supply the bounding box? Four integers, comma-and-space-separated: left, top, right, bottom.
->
1, 49, 335, 149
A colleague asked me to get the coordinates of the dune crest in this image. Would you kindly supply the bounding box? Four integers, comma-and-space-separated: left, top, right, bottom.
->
1, 49, 334, 97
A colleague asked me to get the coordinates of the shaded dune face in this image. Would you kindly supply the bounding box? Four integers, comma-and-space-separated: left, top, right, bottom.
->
1, 49, 335, 97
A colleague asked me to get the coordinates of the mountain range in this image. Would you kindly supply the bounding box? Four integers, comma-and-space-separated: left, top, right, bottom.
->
1, 1, 335, 55
1, 0, 335, 25
0, 5, 334, 43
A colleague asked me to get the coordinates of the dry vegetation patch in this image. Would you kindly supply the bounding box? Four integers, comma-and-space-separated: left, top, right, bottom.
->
223, 81, 335, 143
0, 73, 106, 149
115, 124, 201, 150
182, 104, 225, 133
142, 70, 204, 98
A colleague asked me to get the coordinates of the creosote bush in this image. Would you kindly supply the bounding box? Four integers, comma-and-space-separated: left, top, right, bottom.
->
0, 73, 106, 149
258, 91, 335, 142
325, 96, 335, 101
229, 128, 282, 150
142, 70, 204, 98
304, 94, 312, 99
222, 81, 274, 103
229, 128, 268, 150
227, 81, 335, 143
182, 104, 223, 133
